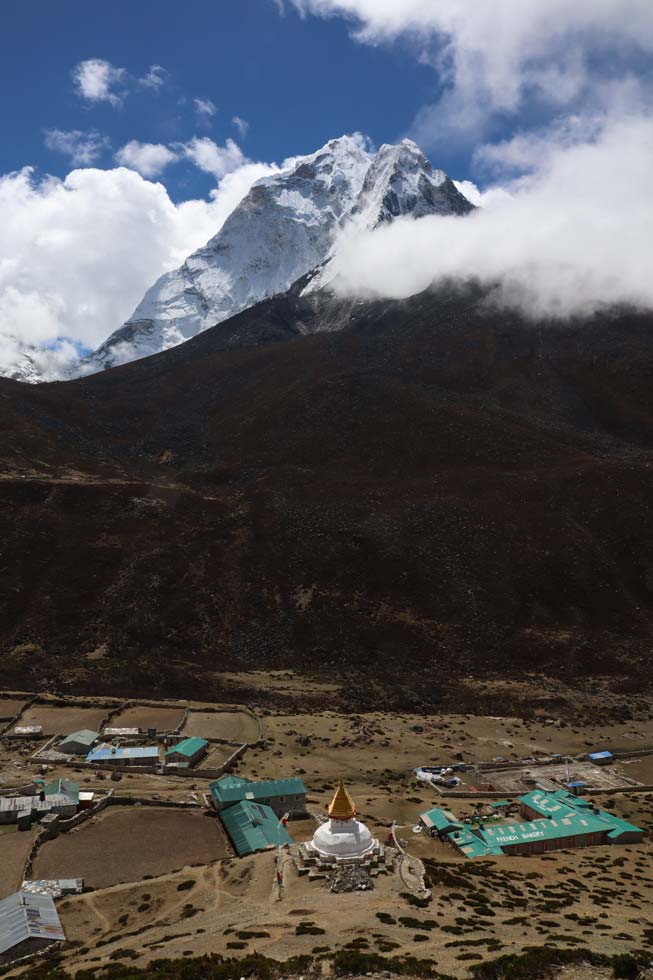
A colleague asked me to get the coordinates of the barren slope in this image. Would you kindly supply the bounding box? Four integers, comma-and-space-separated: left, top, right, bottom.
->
0, 284, 652, 709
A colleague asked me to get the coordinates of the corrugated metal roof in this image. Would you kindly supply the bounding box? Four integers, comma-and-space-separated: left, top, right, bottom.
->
86, 744, 159, 762
59, 730, 98, 749
165, 737, 208, 758
220, 800, 293, 856
589, 751, 614, 760
0, 797, 33, 815
0, 891, 65, 955
210, 776, 306, 805
451, 791, 644, 858
0, 795, 74, 816
420, 807, 461, 833
43, 779, 80, 801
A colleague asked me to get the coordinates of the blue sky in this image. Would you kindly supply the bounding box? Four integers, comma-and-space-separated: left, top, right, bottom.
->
1, 0, 652, 378
1, 0, 447, 200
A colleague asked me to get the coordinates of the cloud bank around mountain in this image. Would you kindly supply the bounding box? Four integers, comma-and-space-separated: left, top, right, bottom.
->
0, 159, 279, 379
328, 113, 653, 318
284, 2, 653, 318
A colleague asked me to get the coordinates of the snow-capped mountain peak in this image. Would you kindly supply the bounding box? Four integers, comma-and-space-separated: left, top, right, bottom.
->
351, 138, 472, 230
14, 135, 474, 381
79, 135, 374, 374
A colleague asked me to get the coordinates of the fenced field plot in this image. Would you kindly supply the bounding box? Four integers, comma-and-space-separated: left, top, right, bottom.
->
0, 826, 38, 898
0, 698, 27, 719
476, 760, 641, 794
182, 710, 259, 743
33, 807, 230, 888
110, 706, 185, 733
18, 704, 109, 735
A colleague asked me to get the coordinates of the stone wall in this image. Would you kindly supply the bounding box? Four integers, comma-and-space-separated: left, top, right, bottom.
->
0, 694, 39, 737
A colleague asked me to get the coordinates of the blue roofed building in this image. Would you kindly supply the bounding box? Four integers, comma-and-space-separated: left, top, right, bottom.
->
588, 751, 614, 765
86, 744, 160, 768
209, 776, 307, 818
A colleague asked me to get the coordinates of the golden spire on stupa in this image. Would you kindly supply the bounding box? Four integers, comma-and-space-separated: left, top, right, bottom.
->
328, 779, 357, 821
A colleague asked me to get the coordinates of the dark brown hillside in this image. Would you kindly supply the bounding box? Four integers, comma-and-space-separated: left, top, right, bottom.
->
1, 284, 652, 711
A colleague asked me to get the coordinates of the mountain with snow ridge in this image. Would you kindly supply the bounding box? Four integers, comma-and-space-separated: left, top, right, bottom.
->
4, 135, 473, 382
75, 135, 473, 377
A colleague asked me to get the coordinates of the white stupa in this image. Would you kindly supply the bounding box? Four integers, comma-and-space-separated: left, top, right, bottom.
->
309, 779, 378, 862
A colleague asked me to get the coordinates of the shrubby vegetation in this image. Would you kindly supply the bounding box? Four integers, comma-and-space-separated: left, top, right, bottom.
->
9, 945, 649, 980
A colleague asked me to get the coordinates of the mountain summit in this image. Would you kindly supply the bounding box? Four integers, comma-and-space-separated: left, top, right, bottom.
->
73, 135, 473, 376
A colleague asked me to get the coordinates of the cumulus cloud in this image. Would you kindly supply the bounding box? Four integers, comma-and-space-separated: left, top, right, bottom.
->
326, 114, 653, 319
283, 1, 653, 145
44, 129, 111, 166
181, 136, 248, 178
194, 97, 217, 119
138, 64, 168, 91
114, 140, 179, 178
72, 58, 127, 106
0, 159, 280, 379
232, 115, 250, 137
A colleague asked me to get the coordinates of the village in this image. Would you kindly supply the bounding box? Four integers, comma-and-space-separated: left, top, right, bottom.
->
1, 676, 653, 978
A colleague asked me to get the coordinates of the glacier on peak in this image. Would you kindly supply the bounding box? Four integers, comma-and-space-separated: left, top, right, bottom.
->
67, 134, 474, 378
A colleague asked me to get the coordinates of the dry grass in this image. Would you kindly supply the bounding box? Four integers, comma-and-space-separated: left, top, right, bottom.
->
18, 704, 109, 735
111, 706, 186, 733
0, 826, 38, 898
0, 699, 27, 720
182, 710, 259, 743
33, 807, 230, 888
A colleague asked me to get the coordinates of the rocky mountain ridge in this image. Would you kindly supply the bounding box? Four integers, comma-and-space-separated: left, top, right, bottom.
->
76, 135, 472, 377
4, 135, 473, 383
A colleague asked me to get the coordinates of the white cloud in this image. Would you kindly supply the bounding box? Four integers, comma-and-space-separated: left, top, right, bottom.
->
181, 136, 248, 178
325, 113, 653, 319
0, 159, 279, 379
194, 97, 217, 118
72, 58, 127, 107
115, 140, 179, 178
232, 115, 250, 137
452, 180, 509, 209
44, 129, 111, 166
138, 65, 167, 91
283, 1, 653, 145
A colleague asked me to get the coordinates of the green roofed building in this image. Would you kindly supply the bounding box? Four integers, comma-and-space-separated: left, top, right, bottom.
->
220, 800, 293, 856
419, 792, 643, 860
58, 730, 99, 756
165, 737, 208, 767
419, 807, 462, 836
209, 776, 307, 818
43, 779, 80, 804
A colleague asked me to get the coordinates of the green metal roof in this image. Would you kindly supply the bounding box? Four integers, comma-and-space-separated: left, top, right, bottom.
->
453, 827, 503, 859
165, 737, 208, 758
420, 807, 462, 833
490, 800, 512, 809
452, 792, 643, 859
44, 778, 80, 801
59, 730, 98, 748
220, 800, 293, 856
216, 775, 248, 791
210, 776, 306, 806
